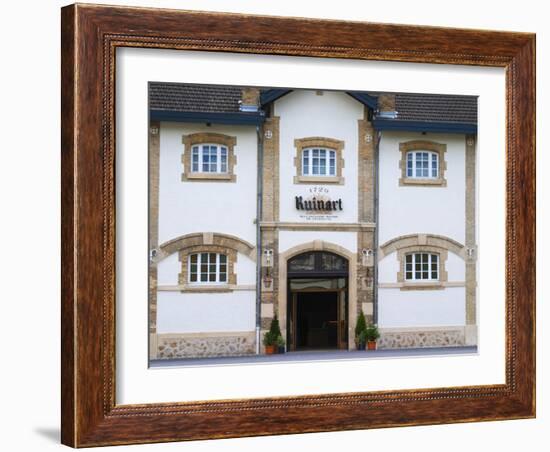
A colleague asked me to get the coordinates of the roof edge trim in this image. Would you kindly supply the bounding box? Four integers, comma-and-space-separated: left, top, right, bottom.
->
373, 119, 477, 134
150, 110, 265, 125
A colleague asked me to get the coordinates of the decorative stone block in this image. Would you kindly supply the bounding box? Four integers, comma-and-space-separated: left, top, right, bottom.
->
157, 334, 256, 359
377, 329, 466, 349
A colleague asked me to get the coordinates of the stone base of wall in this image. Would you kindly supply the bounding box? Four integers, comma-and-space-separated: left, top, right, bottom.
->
157, 332, 256, 359
378, 327, 467, 349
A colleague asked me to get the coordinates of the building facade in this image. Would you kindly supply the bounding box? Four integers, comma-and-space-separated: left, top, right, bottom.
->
148, 83, 478, 360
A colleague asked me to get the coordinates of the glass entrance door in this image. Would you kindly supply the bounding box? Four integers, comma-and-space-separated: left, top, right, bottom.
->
287, 251, 349, 351
288, 277, 348, 351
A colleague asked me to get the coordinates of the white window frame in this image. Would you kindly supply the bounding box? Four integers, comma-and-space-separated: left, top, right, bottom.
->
404, 252, 439, 281
406, 150, 439, 179
302, 147, 337, 177
191, 143, 229, 174
188, 252, 228, 284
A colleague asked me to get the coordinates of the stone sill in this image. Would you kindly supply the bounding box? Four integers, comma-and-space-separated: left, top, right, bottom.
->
399, 177, 447, 187
294, 175, 344, 185
182, 172, 234, 182
400, 282, 445, 291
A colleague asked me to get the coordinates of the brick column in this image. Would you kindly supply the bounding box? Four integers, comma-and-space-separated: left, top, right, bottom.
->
260, 117, 280, 348
465, 134, 477, 345
148, 121, 160, 358
357, 111, 376, 325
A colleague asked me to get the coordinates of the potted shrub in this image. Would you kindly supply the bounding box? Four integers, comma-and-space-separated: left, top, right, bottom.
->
365, 323, 380, 350
263, 331, 277, 354
264, 316, 283, 355
358, 330, 367, 351
354, 310, 367, 350
276, 335, 286, 354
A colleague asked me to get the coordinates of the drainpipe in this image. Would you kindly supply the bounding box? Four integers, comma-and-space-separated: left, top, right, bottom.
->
373, 130, 381, 324
255, 125, 264, 354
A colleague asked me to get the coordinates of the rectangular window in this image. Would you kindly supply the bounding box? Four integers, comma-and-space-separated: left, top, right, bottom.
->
209, 146, 218, 173
431, 153, 438, 178
329, 151, 336, 176
312, 149, 319, 175
415, 152, 428, 177
192, 146, 199, 172
189, 253, 228, 284
302, 148, 337, 177
219, 254, 227, 282
405, 253, 439, 281
407, 151, 439, 179
191, 144, 229, 174
303, 149, 309, 175
220, 147, 227, 173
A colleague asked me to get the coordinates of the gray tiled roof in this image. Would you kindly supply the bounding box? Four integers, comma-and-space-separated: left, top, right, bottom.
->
149, 82, 243, 114
394, 93, 477, 124
149, 83, 477, 125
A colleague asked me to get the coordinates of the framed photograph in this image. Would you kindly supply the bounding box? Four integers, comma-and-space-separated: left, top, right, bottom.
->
61, 3, 535, 447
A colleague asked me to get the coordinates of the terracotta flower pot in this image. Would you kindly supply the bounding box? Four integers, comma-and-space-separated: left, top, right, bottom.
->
265, 344, 276, 354
367, 340, 377, 350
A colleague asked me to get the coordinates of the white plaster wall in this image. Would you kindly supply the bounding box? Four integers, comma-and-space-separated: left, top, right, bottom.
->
378, 249, 466, 327
157, 290, 255, 333
233, 253, 257, 285
274, 90, 363, 224
377, 131, 468, 328
446, 252, 465, 281
378, 287, 465, 327
158, 122, 257, 246
278, 230, 357, 255
157, 251, 256, 286
378, 131, 466, 246
157, 252, 180, 285
156, 251, 256, 333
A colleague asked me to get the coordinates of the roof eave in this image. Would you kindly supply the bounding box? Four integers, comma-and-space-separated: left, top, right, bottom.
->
346, 91, 378, 110
150, 110, 265, 126
373, 119, 477, 134
260, 89, 293, 106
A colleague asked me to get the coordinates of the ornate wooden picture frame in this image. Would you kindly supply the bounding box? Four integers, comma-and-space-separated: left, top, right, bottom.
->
61, 3, 535, 447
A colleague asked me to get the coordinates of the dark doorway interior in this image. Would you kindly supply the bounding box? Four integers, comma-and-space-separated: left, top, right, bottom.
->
296, 291, 338, 350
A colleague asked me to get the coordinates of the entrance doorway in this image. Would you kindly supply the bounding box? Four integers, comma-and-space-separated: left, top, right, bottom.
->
287, 252, 349, 351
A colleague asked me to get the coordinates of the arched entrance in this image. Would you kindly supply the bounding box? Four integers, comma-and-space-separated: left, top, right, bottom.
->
287, 251, 349, 351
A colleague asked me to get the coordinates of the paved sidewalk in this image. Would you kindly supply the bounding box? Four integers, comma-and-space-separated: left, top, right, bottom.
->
150, 346, 478, 368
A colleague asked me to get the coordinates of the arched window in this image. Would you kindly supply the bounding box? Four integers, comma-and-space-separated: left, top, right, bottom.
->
288, 251, 348, 275
406, 150, 439, 179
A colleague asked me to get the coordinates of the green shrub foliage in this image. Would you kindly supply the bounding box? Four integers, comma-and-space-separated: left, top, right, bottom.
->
355, 310, 367, 339
269, 315, 282, 338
